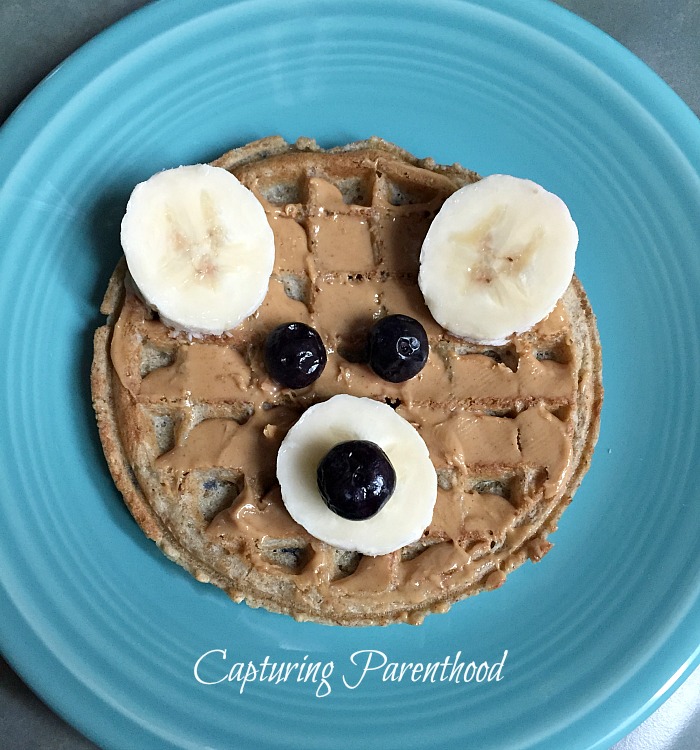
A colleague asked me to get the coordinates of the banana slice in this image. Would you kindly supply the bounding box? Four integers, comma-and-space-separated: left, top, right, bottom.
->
121, 164, 275, 335
277, 395, 437, 556
418, 174, 578, 344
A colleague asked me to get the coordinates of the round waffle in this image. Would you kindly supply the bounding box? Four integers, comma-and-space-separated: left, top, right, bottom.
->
91, 136, 603, 625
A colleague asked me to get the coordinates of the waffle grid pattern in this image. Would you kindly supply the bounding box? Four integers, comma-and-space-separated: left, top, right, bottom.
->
99, 141, 593, 623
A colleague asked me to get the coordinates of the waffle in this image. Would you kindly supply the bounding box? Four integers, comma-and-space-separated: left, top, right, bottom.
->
91, 136, 603, 625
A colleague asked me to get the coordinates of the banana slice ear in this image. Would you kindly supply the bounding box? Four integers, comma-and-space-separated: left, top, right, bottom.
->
121, 164, 275, 335
418, 174, 577, 344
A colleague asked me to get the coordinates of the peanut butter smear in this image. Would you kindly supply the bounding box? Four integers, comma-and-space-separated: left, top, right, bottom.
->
108, 165, 579, 612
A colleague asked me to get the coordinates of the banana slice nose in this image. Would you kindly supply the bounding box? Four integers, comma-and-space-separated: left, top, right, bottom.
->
419, 174, 578, 345
277, 395, 438, 556
121, 164, 275, 335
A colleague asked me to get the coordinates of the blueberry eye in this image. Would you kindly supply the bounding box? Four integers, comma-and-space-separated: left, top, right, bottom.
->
316, 440, 396, 520
264, 322, 327, 389
368, 314, 429, 382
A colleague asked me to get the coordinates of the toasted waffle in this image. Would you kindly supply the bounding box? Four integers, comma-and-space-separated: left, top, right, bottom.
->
91, 137, 602, 625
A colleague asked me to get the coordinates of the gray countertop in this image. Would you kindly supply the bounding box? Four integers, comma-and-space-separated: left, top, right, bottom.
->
1, 1, 699, 748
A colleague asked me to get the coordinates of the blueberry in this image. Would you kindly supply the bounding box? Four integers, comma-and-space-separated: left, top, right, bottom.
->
264, 322, 327, 389
317, 440, 396, 521
368, 314, 429, 382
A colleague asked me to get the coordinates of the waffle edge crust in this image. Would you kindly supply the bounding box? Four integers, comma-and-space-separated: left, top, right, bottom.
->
91, 136, 603, 626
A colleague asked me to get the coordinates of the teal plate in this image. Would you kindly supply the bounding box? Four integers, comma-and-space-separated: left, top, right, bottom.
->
1, 1, 699, 748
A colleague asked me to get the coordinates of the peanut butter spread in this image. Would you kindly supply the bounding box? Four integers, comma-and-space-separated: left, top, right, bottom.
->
107, 163, 578, 614
94, 139, 602, 625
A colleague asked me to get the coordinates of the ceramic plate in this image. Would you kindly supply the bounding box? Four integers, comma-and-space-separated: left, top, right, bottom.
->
1, 1, 699, 748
